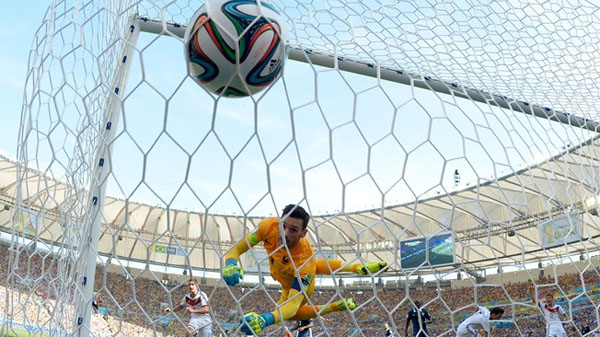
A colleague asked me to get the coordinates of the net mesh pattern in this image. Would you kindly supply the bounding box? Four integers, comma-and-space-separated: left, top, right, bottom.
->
4, 0, 600, 336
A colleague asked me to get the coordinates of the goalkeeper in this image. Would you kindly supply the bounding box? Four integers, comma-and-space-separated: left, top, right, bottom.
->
223, 204, 388, 335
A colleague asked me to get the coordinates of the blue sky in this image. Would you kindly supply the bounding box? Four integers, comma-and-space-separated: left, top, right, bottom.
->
0, 1, 49, 158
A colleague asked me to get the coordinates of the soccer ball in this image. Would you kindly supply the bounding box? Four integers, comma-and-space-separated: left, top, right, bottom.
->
184, 0, 289, 97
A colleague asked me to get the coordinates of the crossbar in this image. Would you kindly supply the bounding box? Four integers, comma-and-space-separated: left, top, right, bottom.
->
137, 16, 599, 132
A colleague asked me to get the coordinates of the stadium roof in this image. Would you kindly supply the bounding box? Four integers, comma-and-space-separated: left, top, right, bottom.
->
1, 133, 599, 274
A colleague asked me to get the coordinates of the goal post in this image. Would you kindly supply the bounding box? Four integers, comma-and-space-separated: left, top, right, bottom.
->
72, 16, 143, 336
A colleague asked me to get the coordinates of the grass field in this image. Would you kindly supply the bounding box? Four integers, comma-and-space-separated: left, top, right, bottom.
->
430, 244, 454, 264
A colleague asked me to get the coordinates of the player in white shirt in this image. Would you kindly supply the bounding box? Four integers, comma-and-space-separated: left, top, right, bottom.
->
456, 306, 504, 337
531, 291, 569, 337
164, 279, 212, 337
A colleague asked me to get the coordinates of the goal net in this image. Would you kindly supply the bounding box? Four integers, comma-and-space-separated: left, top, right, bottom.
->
4, 0, 600, 336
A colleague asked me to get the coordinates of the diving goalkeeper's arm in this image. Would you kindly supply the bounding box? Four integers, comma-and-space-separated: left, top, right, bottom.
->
223, 230, 259, 286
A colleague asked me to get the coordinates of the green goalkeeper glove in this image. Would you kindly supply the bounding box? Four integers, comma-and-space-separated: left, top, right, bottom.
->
223, 259, 244, 286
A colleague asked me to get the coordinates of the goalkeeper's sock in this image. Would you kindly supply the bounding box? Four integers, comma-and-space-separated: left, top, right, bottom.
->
315, 259, 361, 274
316, 260, 387, 275
241, 312, 274, 335
290, 298, 356, 320
261, 312, 275, 325
331, 298, 356, 311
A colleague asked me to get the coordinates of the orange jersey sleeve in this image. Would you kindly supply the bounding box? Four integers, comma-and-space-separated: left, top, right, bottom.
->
247, 217, 277, 245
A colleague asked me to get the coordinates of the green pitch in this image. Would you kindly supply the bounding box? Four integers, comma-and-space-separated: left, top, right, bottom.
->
430, 244, 453, 264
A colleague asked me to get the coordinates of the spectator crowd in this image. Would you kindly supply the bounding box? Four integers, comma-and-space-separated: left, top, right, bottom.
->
2, 243, 600, 336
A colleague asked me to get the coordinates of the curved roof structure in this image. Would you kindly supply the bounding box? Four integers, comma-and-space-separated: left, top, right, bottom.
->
1, 133, 599, 274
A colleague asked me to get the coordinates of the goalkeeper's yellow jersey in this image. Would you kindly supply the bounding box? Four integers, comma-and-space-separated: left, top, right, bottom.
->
251, 217, 316, 289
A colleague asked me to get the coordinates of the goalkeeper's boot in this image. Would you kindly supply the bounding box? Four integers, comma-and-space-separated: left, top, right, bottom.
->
333, 298, 357, 311
240, 312, 274, 335
357, 261, 388, 275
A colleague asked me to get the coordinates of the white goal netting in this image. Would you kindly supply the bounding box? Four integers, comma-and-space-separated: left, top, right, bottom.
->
3, 0, 600, 336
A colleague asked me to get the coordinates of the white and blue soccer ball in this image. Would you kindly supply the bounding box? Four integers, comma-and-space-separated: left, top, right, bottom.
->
184, 0, 289, 97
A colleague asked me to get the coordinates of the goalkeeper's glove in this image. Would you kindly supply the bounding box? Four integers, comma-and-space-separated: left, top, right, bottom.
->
240, 312, 274, 335
223, 259, 244, 286
357, 261, 388, 275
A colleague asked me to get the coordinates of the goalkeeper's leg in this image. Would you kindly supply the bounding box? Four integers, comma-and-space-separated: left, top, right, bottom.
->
316, 259, 388, 275
277, 288, 290, 305
290, 298, 357, 321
